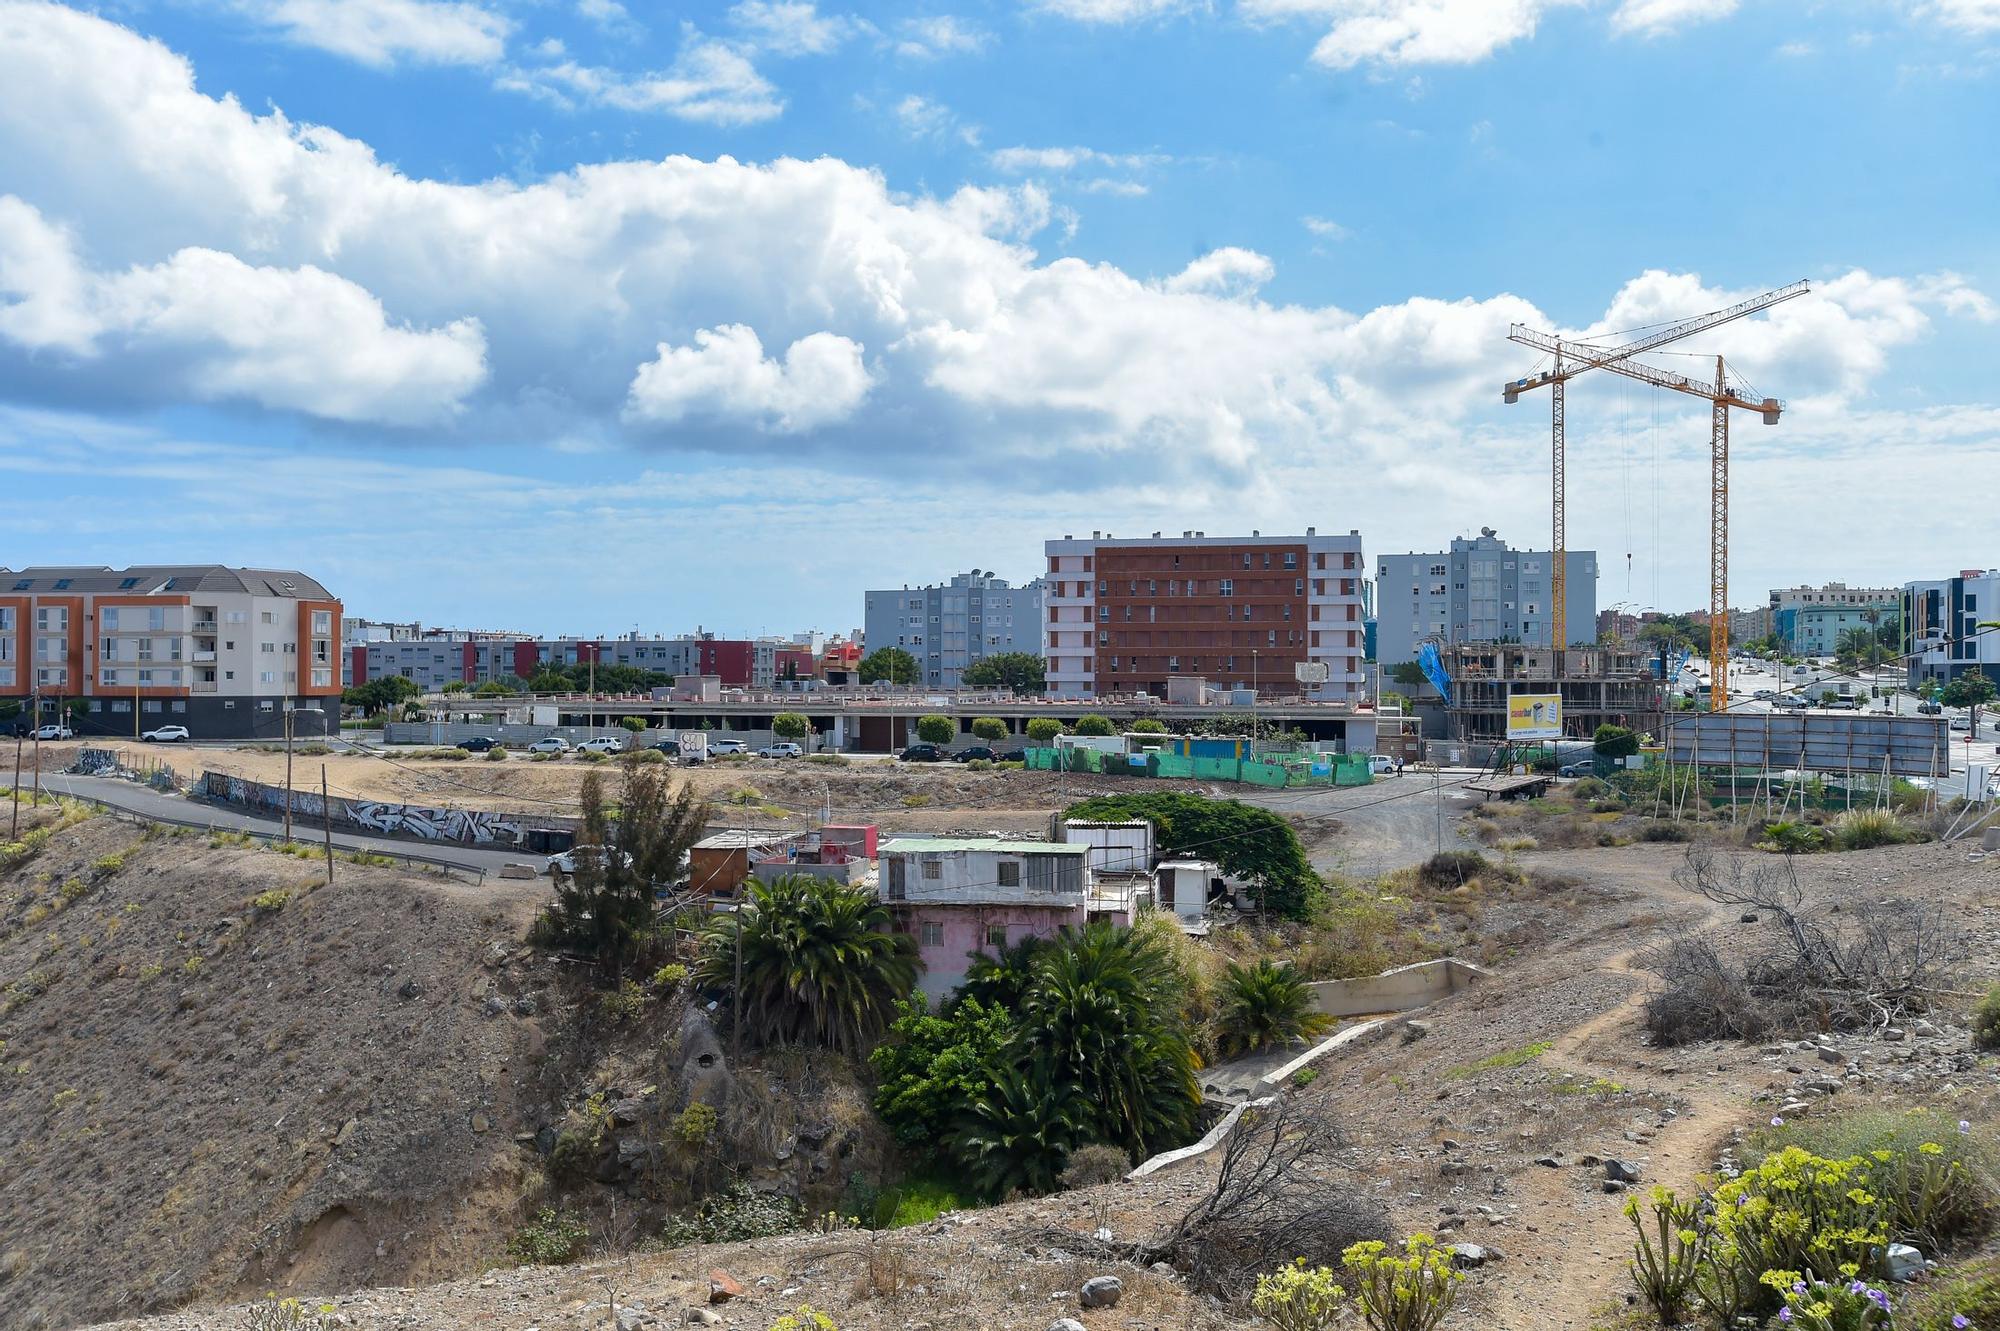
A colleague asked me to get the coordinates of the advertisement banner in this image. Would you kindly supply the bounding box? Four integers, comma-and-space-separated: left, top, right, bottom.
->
1506, 692, 1563, 740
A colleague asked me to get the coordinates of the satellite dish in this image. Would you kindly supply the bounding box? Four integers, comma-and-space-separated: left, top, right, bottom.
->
1294, 661, 1331, 684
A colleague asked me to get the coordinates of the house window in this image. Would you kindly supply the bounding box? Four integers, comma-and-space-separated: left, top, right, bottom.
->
986, 925, 1008, 948
1219, 579, 1233, 597
997, 861, 1021, 887
920, 922, 944, 948
921, 860, 942, 880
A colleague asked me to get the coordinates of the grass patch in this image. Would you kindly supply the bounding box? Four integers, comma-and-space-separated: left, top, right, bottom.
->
1447, 1040, 1553, 1078
901, 793, 932, 808
871, 1176, 969, 1229
1901, 1253, 2000, 1331
1552, 1074, 1626, 1096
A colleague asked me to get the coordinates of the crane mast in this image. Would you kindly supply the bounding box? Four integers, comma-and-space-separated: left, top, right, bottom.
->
1502, 281, 1808, 714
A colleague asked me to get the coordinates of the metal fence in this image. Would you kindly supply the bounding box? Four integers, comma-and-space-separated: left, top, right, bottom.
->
1022, 747, 1373, 789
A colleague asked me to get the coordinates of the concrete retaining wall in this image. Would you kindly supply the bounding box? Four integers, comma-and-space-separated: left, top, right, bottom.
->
1128, 1096, 1277, 1179
1305, 958, 1490, 1017
1250, 1019, 1385, 1096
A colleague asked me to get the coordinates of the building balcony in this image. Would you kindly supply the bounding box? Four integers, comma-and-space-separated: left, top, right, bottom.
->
193, 651, 217, 663
191, 620, 217, 633
192, 681, 218, 693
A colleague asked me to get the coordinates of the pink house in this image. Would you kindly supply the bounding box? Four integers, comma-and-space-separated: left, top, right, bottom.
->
878, 837, 1091, 1000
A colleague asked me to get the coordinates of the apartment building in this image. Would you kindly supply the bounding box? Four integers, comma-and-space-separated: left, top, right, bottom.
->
1764, 583, 1898, 655
349, 631, 815, 691
1903, 569, 2000, 689
862, 571, 1044, 689
0, 565, 341, 739
1374, 529, 1598, 667
1042, 529, 1367, 703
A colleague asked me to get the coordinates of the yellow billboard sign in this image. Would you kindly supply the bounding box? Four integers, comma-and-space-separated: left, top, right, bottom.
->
1507, 692, 1563, 740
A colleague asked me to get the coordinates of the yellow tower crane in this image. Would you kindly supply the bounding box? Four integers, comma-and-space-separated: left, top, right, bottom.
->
1502, 280, 1809, 712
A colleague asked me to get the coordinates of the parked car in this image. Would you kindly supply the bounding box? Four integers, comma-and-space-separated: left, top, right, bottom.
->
1771, 695, 1809, 710
528, 737, 571, 753
709, 738, 748, 756
456, 736, 499, 752
1558, 761, 1593, 779
34, 723, 75, 740
578, 737, 626, 755
993, 749, 1026, 764
1369, 754, 1401, 775
1752, 689, 1775, 701
898, 743, 945, 762
1822, 697, 1860, 711
1949, 714, 1971, 731
649, 739, 682, 756
757, 742, 804, 759
141, 724, 191, 743
952, 745, 997, 764
545, 845, 633, 876
1916, 700, 1943, 715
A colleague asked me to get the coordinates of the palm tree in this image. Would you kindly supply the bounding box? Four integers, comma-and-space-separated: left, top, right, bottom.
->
697, 874, 919, 1054
1017, 923, 1200, 1158
956, 933, 1048, 1010
949, 1064, 1082, 1199
1214, 958, 1333, 1058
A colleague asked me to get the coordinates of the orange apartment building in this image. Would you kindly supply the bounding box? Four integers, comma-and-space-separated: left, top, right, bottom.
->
1042, 529, 1367, 702
0, 565, 342, 740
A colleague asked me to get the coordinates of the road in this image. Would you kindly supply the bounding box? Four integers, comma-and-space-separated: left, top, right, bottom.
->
1239, 768, 1486, 879
21, 772, 539, 880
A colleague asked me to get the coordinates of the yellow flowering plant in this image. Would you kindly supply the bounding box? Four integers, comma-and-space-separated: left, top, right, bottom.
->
1252, 1258, 1347, 1331
1342, 1233, 1462, 1331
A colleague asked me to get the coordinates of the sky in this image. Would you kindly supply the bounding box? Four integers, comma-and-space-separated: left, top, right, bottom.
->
0, 0, 1996, 639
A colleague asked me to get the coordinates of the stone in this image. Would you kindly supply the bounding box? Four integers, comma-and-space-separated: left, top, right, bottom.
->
1447, 1243, 1491, 1269
1402, 1020, 1432, 1044
1885, 1243, 1925, 1282
1804, 1079, 1842, 1095
471, 1111, 491, 1134
1740, 912, 1760, 923
1150, 1262, 1176, 1277
1532, 1156, 1561, 1168
397, 978, 423, 1000
708, 1270, 744, 1303
1439, 1138, 1463, 1151
1049, 1321, 1088, 1331
616, 1308, 650, 1331
1603, 1180, 1627, 1194
1605, 1160, 1642, 1183
686, 1312, 723, 1327
1883, 1027, 1906, 1042
482, 995, 508, 1018
333, 1118, 360, 1148
1078, 1275, 1123, 1309
1815, 1046, 1844, 1065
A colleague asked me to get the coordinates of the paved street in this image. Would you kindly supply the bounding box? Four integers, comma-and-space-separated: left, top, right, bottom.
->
17, 772, 539, 880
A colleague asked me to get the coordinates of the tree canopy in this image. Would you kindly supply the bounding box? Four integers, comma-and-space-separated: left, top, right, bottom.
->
1063, 791, 1322, 920
970, 716, 1009, 744
916, 714, 956, 745
1593, 724, 1639, 760
342, 675, 422, 716
1072, 714, 1116, 737
961, 652, 1046, 694
860, 647, 919, 686
771, 712, 809, 742
1940, 673, 1997, 717
1026, 718, 1066, 745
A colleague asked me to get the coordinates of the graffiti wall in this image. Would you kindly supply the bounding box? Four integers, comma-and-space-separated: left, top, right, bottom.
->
197, 771, 531, 845
70, 748, 120, 775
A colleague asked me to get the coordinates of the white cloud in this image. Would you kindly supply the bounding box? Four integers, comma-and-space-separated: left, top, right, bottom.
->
1030, 0, 1192, 22
0, 2, 1988, 498
892, 93, 979, 144
1609, 0, 1737, 38
251, 0, 511, 68
989, 145, 1170, 172
626, 325, 872, 432
1298, 0, 1588, 68
500, 31, 783, 122
894, 15, 988, 57
576, 0, 633, 30
1078, 178, 1149, 196
1302, 215, 1349, 240
0, 196, 485, 424
1164, 248, 1275, 297
728, 0, 863, 56
1919, 0, 2000, 34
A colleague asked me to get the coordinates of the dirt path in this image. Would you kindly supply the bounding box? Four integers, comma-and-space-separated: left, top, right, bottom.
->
1477, 850, 1749, 1330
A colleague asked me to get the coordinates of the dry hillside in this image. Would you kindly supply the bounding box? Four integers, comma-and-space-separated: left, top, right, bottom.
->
0, 803, 542, 1330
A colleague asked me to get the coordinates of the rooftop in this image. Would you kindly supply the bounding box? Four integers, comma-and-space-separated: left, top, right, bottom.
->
880, 837, 1085, 855
0, 565, 335, 599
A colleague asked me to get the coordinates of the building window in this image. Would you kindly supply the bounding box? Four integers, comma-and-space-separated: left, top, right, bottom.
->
986, 925, 1008, 948
997, 861, 1021, 887
1219, 579, 1233, 597
921, 860, 942, 880
920, 921, 944, 947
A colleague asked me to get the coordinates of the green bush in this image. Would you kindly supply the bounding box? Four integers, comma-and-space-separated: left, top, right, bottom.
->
91, 853, 125, 875
871, 996, 1017, 1150
1253, 1259, 1346, 1331
483, 747, 507, 761
915, 714, 955, 745
1745, 1110, 1997, 1251
252, 889, 291, 912
1623, 1185, 1707, 1326
1026, 718, 1066, 745
1705, 1147, 1890, 1318
871, 1175, 970, 1228
1415, 850, 1489, 891
653, 962, 689, 990
1974, 983, 2000, 1051
597, 978, 648, 1023
1215, 958, 1332, 1057
578, 750, 609, 764
620, 748, 666, 765
970, 716, 1009, 744
1829, 808, 1920, 851
510, 1207, 591, 1265
660, 1183, 804, 1245
964, 758, 992, 772
1755, 820, 1827, 854
672, 1101, 718, 1147
1342, 1235, 1460, 1331
1072, 714, 1116, 737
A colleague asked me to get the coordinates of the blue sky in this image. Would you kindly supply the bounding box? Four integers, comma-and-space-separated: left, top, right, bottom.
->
1, 0, 1996, 637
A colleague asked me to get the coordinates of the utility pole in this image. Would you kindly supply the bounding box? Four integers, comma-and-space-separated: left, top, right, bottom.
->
1433, 764, 1443, 855
10, 727, 21, 838
320, 765, 334, 884
731, 896, 745, 1065
283, 703, 295, 843
31, 694, 42, 808
133, 673, 141, 741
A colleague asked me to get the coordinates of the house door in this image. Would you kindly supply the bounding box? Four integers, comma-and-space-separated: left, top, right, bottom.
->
887, 859, 906, 900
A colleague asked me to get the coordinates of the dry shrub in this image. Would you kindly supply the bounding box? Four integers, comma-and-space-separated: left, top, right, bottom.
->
1415, 851, 1490, 892
1639, 932, 1774, 1045
1061, 1143, 1132, 1190
1136, 1099, 1389, 1297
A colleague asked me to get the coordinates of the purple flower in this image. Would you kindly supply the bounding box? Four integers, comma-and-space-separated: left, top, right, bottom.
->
1772, 1116, 1786, 1126
1960, 1120, 1972, 1135
1952, 1317, 1969, 1329
1778, 1310, 1793, 1324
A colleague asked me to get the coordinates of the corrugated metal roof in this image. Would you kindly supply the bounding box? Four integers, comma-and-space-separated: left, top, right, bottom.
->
0, 564, 335, 598
880, 837, 1084, 854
